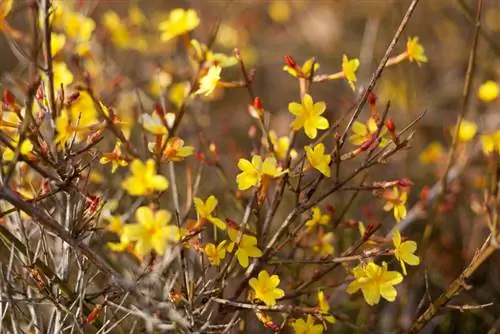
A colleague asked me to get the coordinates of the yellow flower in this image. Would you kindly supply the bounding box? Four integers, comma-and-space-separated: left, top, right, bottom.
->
342, 54, 360, 91
142, 112, 168, 135
190, 39, 237, 67
383, 187, 407, 222
194, 195, 227, 230
204, 241, 227, 266
478, 81, 499, 102
121, 159, 169, 196
249, 270, 285, 306
159, 137, 194, 162
317, 291, 336, 324
0, 0, 13, 23
121, 206, 180, 256
313, 231, 335, 256
480, 131, 500, 155
61, 9, 96, 42
406, 37, 428, 65
194, 65, 221, 96
305, 143, 331, 177
392, 230, 420, 275
102, 10, 130, 48
305, 207, 330, 228
268, 0, 291, 23
236, 155, 285, 190
283, 57, 319, 78
2, 137, 33, 161
292, 314, 324, 334
452, 120, 477, 142
158, 8, 200, 42
228, 228, 263, 268
106, 215, 125, 234
348, 117, 388, 147
100, 141, 128, 173
169, 82, 190, 108
51, 33, 66, 55
289, 94, 329, 139
54, 109, 75, 149
419, 142, 444, 164
346, 261, 403, 306
52, 62, 74, 90
269, 130, 296, 160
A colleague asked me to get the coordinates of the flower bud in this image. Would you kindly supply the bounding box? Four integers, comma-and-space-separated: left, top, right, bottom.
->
3, 89, 15, 106
253, 96, 263, 110
386, 119, 396, 132
367, 91, 377, 105
284, 55, 297, 68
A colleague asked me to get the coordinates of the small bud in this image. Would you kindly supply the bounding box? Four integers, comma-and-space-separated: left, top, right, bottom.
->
360, 137, 374, 151
386, 119, 396, 132
253, 96, 263, 110
326, 204, 335, 214
3, 89, 15, 106
367, 91, 377, 105
284, 55, 297, 68
419, 186, 430, 201
196, 151, 205, 161
398, 178, 414, 187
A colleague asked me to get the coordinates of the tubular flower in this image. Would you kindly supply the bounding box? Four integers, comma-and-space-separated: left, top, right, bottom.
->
317, 290, 336, 325
106, 215, 132, 252
236, 155, 286, 190
348, 117, 389, 147
227, 228, 262, 268
392, 230, 420, 275
292, 315, 324, 334
419, 142, 444, 164
406, 37, 428, 65
305, 143, 331, 177
283, 57, 320, 78
289, 94, 329, 139
194, 65, 221, 96
269, 130, 296, 160
121, 159, 169, 196
193, 195, 227, 230
121, 206, 180, 256
305, 207, 330, 228
477, 81, 499, 102
100, 141, 128, 173
346, 261, 403, 306
480, 131, 500, 155
341, 54, 360, 91
452, 120, 477, 142
204, 241, 227, 266
158, 8, 200, 42
383, 187, 407, 222
249, 270, 285, 306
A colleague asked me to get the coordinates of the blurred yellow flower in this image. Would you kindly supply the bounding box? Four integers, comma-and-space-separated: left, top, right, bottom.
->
236, 155, 285, 190
317, 290, 336, 325
452, 120, 477, 142
392, 230, 420, 275
121, 206, 180, 256
128, 6, 146, 26
268, 0, 291, 23
406, 37, 428, 65
249, 270, 284, 306
419, 142, 444, 164
313, 231, 335, 256
0, 0, 13, 22
305, 143, 331, 177
121, 159, 169, 196
102, 10, 130, 48
348, 117, 388, 147
292, 315, 324, 334
204, 241, 227, 266
157, 137, 194, 162
383, 187, 407, 222
2, 137, 33, 161
289, 94, 329, 139
480, 131, 500, 155
342, 54, 360, 91
54, 110, 75, 149
169, 82, 190, 108
52, 62, 74, 90
194, 65, 221, 96
477, 80, 499, 102
142, 112, 168, 135
51, 33, 66, 55
194, 195, 227, 230
269, 130, 296, 160
158, 8, 200, 42
227, 228, 262, 268
283, 57, 319, 78
100, 141, 128, 173
305, 207, 330, 228
63, 10, 96, 42
347, 261, 403, 306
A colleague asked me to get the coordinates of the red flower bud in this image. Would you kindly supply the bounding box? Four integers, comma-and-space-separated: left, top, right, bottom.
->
386, 119, 396, 132
360, 137, 374, 151
284, 55, 297, 68
253, 96, 263, 110
367, 91, 377, 105
326, 204, 335, 214
3, 89, 15, 106
398, 178, 414, 187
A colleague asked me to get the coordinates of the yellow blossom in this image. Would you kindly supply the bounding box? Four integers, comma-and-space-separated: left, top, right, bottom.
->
305, 207, 330, 228
102, 10, 130, 48
106, 215, 125, 234
142, 112, 168, 135
190, 39, 237, 67
158, 8, 200, 42
0, 0, 12, 23
317, 291, 336, 325
194, 65, 221, 96
249, 270, 285, 306
452, 120, 477, 142
121, 159, 169, 196
60, 9, 96, 42
236, 155, 285, 190
478, 80, 499, 102
419, 142, 444, 164
100, 141, 128, 173
305, 143, 331, 177
54, 110, 75, 149
292, 315, 324, 334
392, 230, 420, 275
342, 54, 360, 91
406, 37, 428, 65
2, 137, 33, 161
283, 57, 319, 78
383, 187, 407, 222
52, 62, 74, 90
151, 137, 194, 162
204, 241, 227, 266
51, 33, 66, 55
480, 131, 500, 155
346, 261, 403, 306
129, 6, 146, 26
194, 195, 227, 230
269, 130, 296, 160
313, 231, 335, 256
121, 206, 180, 256
289, 94, 329, 139
268, 0, 291, 23
169, 82, 190, 108
348, 117, 389, 147
228, 228, 262, 268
